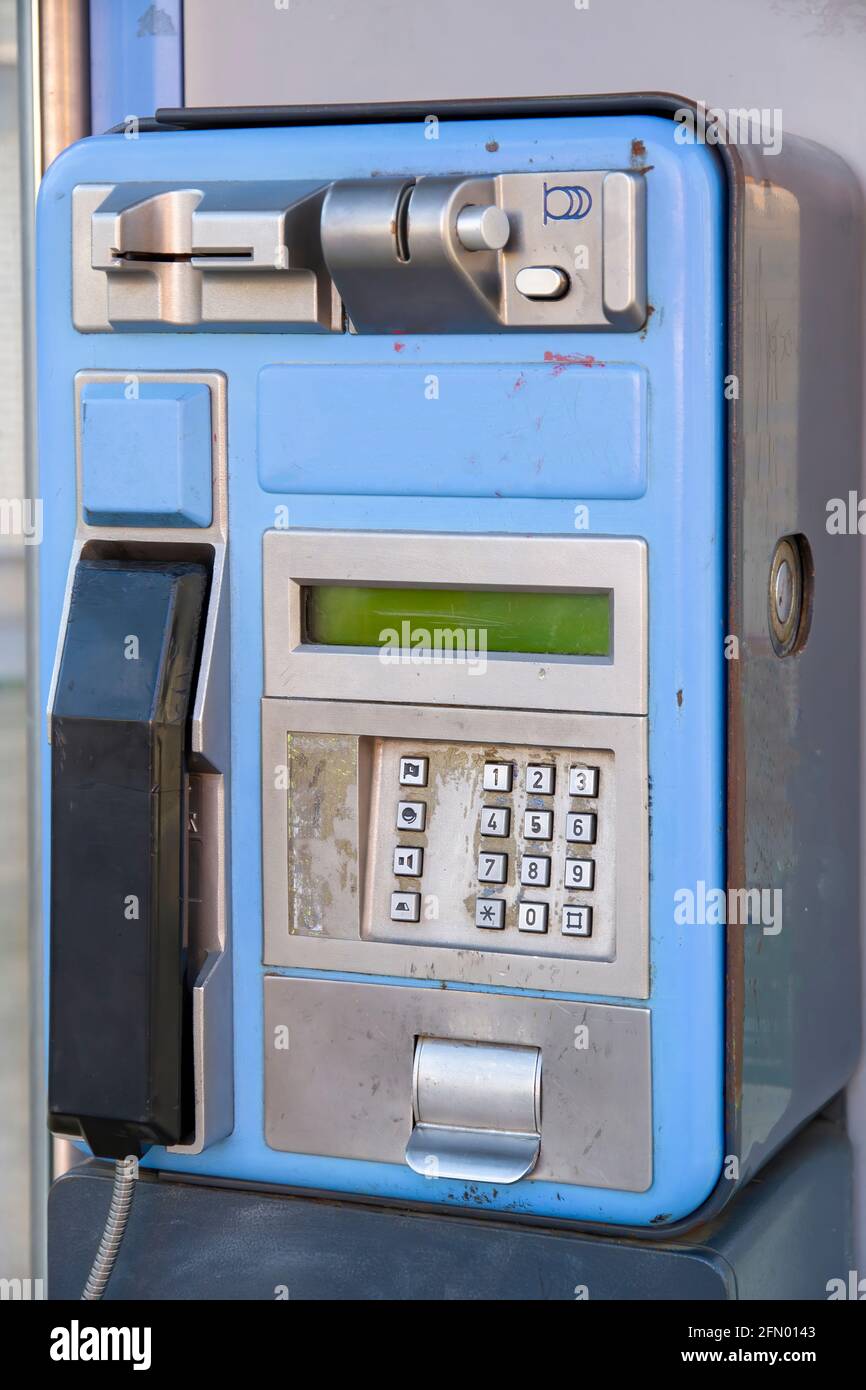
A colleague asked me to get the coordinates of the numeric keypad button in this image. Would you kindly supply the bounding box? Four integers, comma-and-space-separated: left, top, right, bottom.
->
483, 762, 513, 792
478, 851, 508, 884
564, 857, 595, 890
523, 809, 553, 841
566, 812, 597, 844
481, 806, 511, 837
526, 764, 555, 795
518, 902, 549, 934
520, 855, 551, 887
569, 765, 599, 797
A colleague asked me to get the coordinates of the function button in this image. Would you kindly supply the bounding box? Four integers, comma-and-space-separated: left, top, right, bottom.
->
393, 846, 424, 877
482, 762, 513, 792
523, 809, 553, 841
515, 266, 570, 301
566, 812, 597, 844
520, 854, 551, 887
478, 851, 508, 884
518, 901, 549, 934
390, 891, 421, 923
481, 806, 511, 837
475, 897, 506, 930
399, 756, 428, 787
396, 800, 426, 832
569, 765, 599, 798
565, 857, 595, 890
526, 764, 555, 795
562, 904, 593, 937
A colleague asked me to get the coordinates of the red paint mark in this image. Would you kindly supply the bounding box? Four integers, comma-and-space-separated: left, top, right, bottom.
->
393, 340, 406, 352
509, 372, 527, 395
543, 349, 606, 375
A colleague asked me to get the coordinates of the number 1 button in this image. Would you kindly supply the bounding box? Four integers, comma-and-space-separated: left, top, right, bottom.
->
482, 762, 513, 792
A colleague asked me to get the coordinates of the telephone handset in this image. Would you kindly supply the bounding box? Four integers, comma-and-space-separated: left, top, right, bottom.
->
49, 558, 207, 1161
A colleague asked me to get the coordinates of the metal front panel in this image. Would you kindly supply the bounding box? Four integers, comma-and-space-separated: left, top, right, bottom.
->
263, 528, 648, 716
262, 698, 648, 998
264, 976, 653, 1193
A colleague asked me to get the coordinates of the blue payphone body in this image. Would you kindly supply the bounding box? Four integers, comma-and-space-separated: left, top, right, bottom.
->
39, 101, 861, 1233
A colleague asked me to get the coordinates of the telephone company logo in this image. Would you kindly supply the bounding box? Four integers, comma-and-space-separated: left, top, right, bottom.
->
378, 622, 488, 675
543, 182, 593, 223
49, 1319, 152, 1371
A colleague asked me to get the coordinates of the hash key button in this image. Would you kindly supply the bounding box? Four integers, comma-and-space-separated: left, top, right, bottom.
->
391, 892, 421, 923
562, 905, 592, 937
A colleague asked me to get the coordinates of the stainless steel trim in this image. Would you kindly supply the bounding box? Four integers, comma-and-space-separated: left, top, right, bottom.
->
264, 976, 652, 1192
262, 698, 649, 999
263, 528, 648, 717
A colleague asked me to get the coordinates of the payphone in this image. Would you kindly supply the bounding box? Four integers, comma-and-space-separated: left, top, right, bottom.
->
39, 98, 861, 1241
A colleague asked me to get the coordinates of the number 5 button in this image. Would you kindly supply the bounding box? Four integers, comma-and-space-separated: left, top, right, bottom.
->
566, 812, 597, 844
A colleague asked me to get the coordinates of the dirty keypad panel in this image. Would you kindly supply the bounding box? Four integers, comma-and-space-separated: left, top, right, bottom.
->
365, 739, 616, 962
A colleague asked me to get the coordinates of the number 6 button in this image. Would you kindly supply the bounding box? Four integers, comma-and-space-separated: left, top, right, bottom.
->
566, 812, 597, 844
478, 852, 508, 884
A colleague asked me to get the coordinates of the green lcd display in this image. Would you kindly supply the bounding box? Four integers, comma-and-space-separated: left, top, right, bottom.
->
304, 585, 611, 657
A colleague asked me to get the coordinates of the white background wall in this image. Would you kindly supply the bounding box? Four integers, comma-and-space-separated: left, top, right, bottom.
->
184, 0, 866, 1266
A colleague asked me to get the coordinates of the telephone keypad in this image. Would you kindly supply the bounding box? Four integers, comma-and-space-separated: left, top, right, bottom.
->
370, 738, 614, 961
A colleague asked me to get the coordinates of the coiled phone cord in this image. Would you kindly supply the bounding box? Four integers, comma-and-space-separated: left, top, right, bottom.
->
81, 1155, 139, 1301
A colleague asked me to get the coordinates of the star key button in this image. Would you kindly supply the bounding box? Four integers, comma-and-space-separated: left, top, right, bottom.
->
475, 898, 505, 929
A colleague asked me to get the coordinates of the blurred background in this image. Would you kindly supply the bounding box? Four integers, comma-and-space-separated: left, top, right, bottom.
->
1, 0, 865, 1285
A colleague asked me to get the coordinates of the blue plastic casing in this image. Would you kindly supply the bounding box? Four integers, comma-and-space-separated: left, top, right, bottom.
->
38, 114, 725, 1226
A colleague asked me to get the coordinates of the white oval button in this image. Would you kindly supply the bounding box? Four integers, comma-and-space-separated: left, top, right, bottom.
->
514, 265, 570, 300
